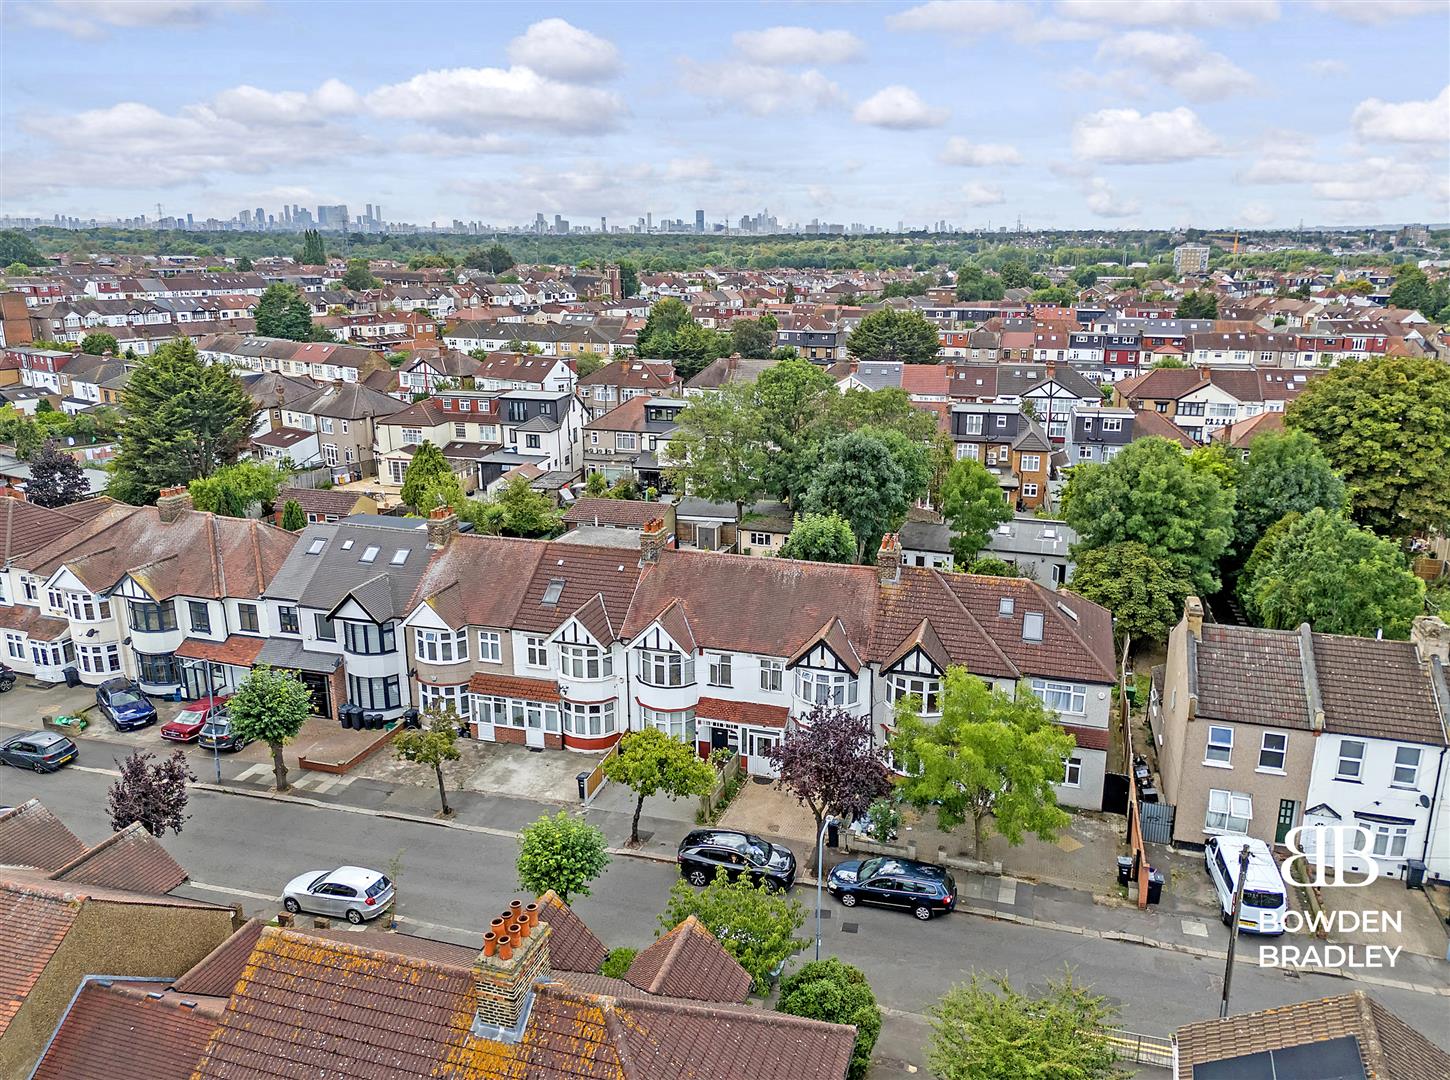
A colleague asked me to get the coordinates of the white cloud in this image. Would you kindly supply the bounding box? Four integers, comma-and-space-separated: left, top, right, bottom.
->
853, 85, 948, 129
507, 19, 620, 83
1351, 85, 1450, 144
663, 156, 717, 181
1311, 0, 1444, 22
940, 138, 1023, 166
1307, 58, 1348, 77
16, 0, 255, 39
1097, 32, 1256, 100
1072, 106, 1222, 163
396, 132, 521, 157
366, 67, 624, 134
962, 183, 1006, 206
210, 80, 362, 126
886, 1, 1028, 36
1239, 202, 1275, 226
1084, 177, 1140, 217
678, 59, 844, 115
1056, 0, 1279, 26
732, 26, 863, 65
1313, 157, 1429, 201
1238, 138, 1318, 184
1049, 159, 1094, 179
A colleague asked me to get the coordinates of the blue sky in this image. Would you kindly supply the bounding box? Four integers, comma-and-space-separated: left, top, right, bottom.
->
3, 0, 1447, 229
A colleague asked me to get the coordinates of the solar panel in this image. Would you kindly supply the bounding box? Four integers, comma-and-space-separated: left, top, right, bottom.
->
1194, 1036, 1366, 1080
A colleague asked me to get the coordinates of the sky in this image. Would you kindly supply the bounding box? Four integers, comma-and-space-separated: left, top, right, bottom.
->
2, 0, 1448, 231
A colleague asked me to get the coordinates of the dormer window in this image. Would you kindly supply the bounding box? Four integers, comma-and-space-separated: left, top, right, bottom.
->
888, 675, 941, 716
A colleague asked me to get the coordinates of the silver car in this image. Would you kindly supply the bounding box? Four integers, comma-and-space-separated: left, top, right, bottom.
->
282, 866, 394, 924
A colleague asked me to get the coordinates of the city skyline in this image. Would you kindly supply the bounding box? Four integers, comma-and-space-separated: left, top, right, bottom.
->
2, 1, 1448, 230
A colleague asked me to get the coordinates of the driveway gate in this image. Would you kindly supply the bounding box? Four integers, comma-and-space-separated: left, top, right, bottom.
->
1139, 800, 1175, 845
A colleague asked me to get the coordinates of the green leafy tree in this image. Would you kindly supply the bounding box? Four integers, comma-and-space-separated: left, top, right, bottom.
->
1286, 355, 1450, 537
890, 668, 1074, 857
1388, 264, 1434, 316
26, 440, 90, 507
928, 972, 1129, 1080
341, 258, 380, 290
730, 314, 778, 358
188, 460, 287, 517
941, 457, 1010, 566
0, 230, 43, 267
666, 382, 766, 528
599, 948, 637, 978
1186, 442, 1242, 492
516, 811, 610, 904
805, 429, 915, 562
393, 704, 462, 816
400, 440, 451, 510
280, 499, 306, 531
1149, 354, 1188, 369
79, 331, 119, 356
755, 358, 836, 507
111, 338, 258, 504
1239, 508, 1424, 637
255, 282, 316, 341
776, 959, 881, 1080
235, 254, 254, 272
226, 664, 314, 791
1234, 429, 1345, 550
0, 405, 41, 458
1061, 437, 1235, 595
299, 229, 326, 265
475, 243, 516, 273
583, 471, 610, 497
998, 261, 1032, 289
846, 308, 942, 363
616, 260, 639, 298
780, 512, 857, 563
1175, 291, 1219, 318
658, 871, 805, 994
602, 727, 715, 844
966, 556, 1026, 577
1069, 542, 1190, 649
492, 473, 562, 537
575, 353, 605, 378
816, 386, 939, 445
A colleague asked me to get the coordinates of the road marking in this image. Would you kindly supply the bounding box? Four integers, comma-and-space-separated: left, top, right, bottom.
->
188, 880, 279, 903
72, 765, 121, 777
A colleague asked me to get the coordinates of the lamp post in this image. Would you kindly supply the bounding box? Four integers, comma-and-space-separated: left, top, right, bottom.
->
180, 656, 221, 784
815, 815, 838, 962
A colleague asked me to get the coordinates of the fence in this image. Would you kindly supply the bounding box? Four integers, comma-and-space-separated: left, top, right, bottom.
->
579, 743, 617, 805
697, 751, 741, 819
1105, 1029, 1174, 1069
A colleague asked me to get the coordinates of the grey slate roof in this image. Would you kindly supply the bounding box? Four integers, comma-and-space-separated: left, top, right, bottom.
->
265, 522, 434, 622
899, 520, 952, 554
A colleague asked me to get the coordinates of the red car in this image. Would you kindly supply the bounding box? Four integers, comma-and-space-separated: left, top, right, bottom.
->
160, 696, 229, 743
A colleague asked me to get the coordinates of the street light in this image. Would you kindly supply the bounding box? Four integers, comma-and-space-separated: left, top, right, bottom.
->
178, 656, 221, 784
815, 815, 838, 962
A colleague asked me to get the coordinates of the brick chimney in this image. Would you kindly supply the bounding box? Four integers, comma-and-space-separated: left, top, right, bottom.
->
426, 505, 457, 548
1411, 615, 1450, 665
473, 899, 551, 1042
876, 533, 902, 584
156, 486, 193, 524
1184, 595, 1203, 640
640, 517, 668, 565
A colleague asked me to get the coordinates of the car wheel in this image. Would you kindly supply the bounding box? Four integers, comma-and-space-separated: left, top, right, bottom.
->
687, 869, 709, 887
1221, 909, 1232, 927
346, 908, 364, 925
283, 897, 300, 914
33, 763, 46, 773
839, 892, 857, 907
913, 905, 933, 921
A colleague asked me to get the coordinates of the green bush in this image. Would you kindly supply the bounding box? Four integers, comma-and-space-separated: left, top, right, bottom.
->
777, 958, 881, 1080
599, 947, 637, 979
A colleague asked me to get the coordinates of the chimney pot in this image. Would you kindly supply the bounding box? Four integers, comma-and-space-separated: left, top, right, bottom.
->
157, 486, 194, 524
482, 932, 497, 957
498, 937, 513, 961
524, 902, 539, 929
426, 504, 458, 548
640, 516, 668, 565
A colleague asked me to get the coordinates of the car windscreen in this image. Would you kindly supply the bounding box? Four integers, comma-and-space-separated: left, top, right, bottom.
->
745, 840, 771, 864
858, 857, 884, 881
111, 690, 144, 706
1243, 889, 1284, 909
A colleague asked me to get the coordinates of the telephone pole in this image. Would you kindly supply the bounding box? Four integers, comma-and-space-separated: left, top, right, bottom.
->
1219, 843, 1252, 1018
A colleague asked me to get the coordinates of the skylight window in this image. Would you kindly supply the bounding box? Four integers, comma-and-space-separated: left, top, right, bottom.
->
306, 538, 326, 555
360, 545, 380, 564
998, 597, 1014, 617
542, 578, 566, 605
390, 549, 409, 566
341, 539, 355, 551
1023, 612, 1044, 642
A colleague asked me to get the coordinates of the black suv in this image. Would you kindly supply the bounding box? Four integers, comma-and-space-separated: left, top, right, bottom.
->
827, 856, 957, 920
677, 829, 797, 891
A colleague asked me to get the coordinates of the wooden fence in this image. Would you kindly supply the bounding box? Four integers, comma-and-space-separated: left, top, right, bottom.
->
697, 751, 741, 818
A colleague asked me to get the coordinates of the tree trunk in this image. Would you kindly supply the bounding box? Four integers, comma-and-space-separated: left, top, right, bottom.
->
810, 811, 826, 874
631, 791, 645, 845
971, 810, 985, 859
270, 741, 289, 792
435, 763, 451, 816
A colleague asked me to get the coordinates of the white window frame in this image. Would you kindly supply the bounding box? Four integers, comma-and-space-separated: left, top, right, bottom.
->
4, 631, 24, 660
794, 669, 859, 707
1204, 725, 1234, 766
707, 652, 732, 688
1101, 418, 1123, 432
1392, 746, 1422, 789
76, 642, 121, 675
1257, 731, 1286, 772
1370, 823, 1409, 859
477, 630, 502, 664
418, 682, 470, 718
639, 648, 694, 687
747, 531, 771, 548
1063, 757, 1082, 788
642, 705, 696, 743
1205, 788, 1252, 834
559, 642, 612, 680
1336, 739, 1365, 780
562, 699, 617, 738
524, 635, 548, 668
1022, 482, 1039, 499
1030, 678, 1086, 716
1020, 454, 1041, 472
615, 432, 637, 451
416, 628, 468, 664
759, 657, 783, 692
888, 674, 942, 716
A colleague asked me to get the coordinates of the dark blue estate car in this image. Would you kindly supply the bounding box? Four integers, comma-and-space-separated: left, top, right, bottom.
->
827, 857, 957, 921
95, 678, 157, 731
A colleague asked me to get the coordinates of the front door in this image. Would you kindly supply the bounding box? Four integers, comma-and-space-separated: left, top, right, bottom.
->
525, 702, 546, 748
300, 672, 331, 718
1275, 799, 1298, 845
747, 730, 780, 777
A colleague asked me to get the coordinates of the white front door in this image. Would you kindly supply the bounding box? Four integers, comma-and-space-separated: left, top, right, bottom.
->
747, 730, 780, 777
525, 702, 546, 748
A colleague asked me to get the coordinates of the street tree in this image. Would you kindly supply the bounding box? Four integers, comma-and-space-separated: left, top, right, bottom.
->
111, 338, 257, 504
107, 749, 195, 837
940, 457, 1011, 567
890, 668, 1074, 857
340, 258, 380, 290
516, 811, 610, 904
666, 382, 766, 528
255, 282, 316, 341
776, 958, 881, 1080
602, 727, 715, 845
26, 440, 89, 507
188, 460, 287, 517
399, 440, 451, 510
79, 331, 119, 356
765, 705, 893, 872
1239, 508, 1424, 638
730, 313, 778, 358
928, 972, 1129, 1080
280, 499, 306, 531
1286, 354, 1450, 537
779, 512, 857, 564
804, 429, 913, 561
1388, 264, 1434, 316
1069, 542, 1190, 649
846, 308, 942, 363
1061, 436, 1235, 595
226, 664, 314, 791
658, 871, 805, 994
393, 704, 462, 816
1233, 429, 1345, 550
299, 229, 326, 265
755, 357, 836, 507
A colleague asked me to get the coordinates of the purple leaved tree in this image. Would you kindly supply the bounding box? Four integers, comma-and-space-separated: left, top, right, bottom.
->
107, 749, 196, 837
766, 705, 894, 873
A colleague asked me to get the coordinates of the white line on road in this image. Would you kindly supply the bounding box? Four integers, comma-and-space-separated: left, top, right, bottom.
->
188, 880, 279, 903
72, 765, 121, 777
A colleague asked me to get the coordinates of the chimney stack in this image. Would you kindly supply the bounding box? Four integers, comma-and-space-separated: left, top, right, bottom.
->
1411, 615, 1450, 665
640, 517, 667, 565
876, 533, 902, 584
157, 486, 193, 524
426, 505, 458, 548
473, 898, 551, 1042
1184, 595, 1203, 640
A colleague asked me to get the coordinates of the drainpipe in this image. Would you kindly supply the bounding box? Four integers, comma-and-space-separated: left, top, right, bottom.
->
1421, 745, 1447, 870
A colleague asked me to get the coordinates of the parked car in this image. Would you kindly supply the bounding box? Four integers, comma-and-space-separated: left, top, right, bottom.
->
282, 866, 394, 924
827, 856, 957, 920
198, 715, 250, 752
95, 679, 157, 731
0, 731, 78, 772
677, 829, 797, 891
161, 696, 230, 743
0, 663, 16, 692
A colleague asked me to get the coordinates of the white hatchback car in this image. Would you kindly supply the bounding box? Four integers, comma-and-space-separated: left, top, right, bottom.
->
282, 866, 394, 924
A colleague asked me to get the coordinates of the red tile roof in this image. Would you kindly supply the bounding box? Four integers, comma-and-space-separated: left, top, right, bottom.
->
468, 673, 560, 702
0, 602, 70, 641
31, 981, 219, 1080
696, 697, 790, 730
0, 884, 81, 1037
171, 919, 266, 998
562, 498, 660, 528
49, 822, 188, 894
275, 486, 372, 517
0, 800, 87, 870
175, 635, 265, 667
536, 891, 608, 974
1060, 724, 1110, 752
626, 915, 753, 1003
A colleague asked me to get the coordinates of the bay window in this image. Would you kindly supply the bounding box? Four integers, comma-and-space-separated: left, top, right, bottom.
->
560, 643, 612, 680
128, 599, 177, 633
416, 628, 469, 664
888, 675, 941, 715
1030, 678, 1086, 716
418, 682, 470, 718
562, 699, 617, 738
639, 649, 694, 687
343, 620, 396, 655
643, 705, 696, 743
347, 674, 401, 711
30, 638, 75, 669
134, 650, 179, 685
77, 643, 121, 675
794, 669, 858, 707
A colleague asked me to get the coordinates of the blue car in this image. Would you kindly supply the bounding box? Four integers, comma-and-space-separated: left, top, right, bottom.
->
96, 678, 157, 731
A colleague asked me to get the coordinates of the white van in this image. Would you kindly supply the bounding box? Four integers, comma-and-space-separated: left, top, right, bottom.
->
1204, 835, 1287, 935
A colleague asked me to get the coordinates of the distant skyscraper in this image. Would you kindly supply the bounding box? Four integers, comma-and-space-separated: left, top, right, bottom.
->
601, 215, 607, 233
695, 209, 705, 233
255, 207, 265, 228
186, 213, 194, 228
317, 204, 349, 228
365, 203, 374, 222
646, 211, 653, 231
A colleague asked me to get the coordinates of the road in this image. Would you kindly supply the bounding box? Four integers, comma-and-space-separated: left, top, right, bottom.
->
5, 759, 1448, 1077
